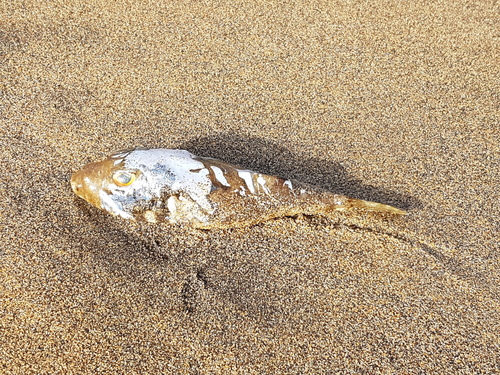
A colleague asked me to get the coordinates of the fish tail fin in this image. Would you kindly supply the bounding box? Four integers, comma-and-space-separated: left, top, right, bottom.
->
322, 195, 407, 215
346, 198, 407, 215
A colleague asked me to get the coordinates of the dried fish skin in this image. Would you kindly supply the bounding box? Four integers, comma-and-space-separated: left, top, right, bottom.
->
71, 148, 405, 229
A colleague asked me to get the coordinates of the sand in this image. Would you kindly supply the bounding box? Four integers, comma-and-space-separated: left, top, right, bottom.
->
1, 0, 499, 373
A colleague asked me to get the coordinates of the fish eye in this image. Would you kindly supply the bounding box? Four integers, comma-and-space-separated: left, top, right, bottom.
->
113, 171, 136, 186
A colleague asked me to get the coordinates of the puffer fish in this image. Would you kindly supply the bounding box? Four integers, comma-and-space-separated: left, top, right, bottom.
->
71, 148, 406, 229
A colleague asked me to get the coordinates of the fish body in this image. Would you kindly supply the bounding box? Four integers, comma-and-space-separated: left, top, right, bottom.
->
71, 148, 405, 229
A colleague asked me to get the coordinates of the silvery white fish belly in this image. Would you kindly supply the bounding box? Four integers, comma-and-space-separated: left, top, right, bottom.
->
71, 148, 405, 229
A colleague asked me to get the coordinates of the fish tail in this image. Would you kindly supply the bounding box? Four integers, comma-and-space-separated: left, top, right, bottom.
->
346, 198, 407, 215
321, 195, 407, 215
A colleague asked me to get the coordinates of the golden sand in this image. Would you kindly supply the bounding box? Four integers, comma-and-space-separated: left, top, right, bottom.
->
1, 0, 498, 373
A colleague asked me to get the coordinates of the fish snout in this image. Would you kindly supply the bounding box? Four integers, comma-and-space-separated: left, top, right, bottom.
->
70, 167, 104, 210
70, 169, 93, 197
70, 171, 84, 195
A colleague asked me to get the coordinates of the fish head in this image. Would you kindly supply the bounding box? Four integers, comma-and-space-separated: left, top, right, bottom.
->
71, 149, 166, 220
71, 148, 215, 222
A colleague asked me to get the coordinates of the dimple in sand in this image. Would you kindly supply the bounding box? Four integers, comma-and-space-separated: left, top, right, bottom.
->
71, 148, 405, 229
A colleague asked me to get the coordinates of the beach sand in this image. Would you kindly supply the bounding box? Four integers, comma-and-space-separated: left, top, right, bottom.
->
1, 0, 499, 373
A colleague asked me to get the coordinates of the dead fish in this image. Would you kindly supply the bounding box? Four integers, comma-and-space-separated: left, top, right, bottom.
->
71, 148, 406, 229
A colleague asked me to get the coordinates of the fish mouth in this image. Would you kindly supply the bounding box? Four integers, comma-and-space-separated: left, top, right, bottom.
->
70, 173, 83, 197
71, 169, 99, 208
